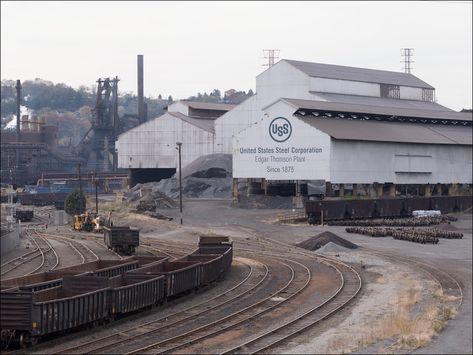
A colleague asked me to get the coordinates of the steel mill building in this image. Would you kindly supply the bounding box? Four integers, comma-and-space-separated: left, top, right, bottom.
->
116, 100, 234, 184
117, 59, 472, 197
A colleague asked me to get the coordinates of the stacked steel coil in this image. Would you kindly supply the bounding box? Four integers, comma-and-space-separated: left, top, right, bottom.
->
346, 226, 462, 244
330, 215, 457, 227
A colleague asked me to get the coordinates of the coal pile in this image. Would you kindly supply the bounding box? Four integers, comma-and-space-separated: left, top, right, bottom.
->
155, 154, 233, 199
296, 231, 358, 251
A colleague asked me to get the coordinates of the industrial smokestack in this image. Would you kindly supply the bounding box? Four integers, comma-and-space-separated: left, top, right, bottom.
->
137, 54, 144, 124
21, 115, 29, 132
15, 80, 21, 167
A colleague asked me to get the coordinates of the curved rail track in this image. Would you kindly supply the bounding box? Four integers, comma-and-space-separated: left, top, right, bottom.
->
1, 229, 59, 278
123, 257, 312, 355
368, 249, 463, 308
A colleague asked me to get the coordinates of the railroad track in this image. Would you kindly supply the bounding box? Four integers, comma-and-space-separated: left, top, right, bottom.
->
1, 229, 59, 278
368, 249, 463, 308
122, 257, 312, 355
25, 230, 59, 275
140, 243, 183, 259
36, 232, 100, 264
221, 261, 359, 354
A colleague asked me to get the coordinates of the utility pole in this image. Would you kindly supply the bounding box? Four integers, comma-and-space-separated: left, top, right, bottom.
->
94, 172, 99, 215
400, 48, 414, 74
78, 163, 83, 214
176, 142, 183, 225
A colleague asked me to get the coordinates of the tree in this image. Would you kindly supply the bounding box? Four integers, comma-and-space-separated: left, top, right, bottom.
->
65, 188, 86, 215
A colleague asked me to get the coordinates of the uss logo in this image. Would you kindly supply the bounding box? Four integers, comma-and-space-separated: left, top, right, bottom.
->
269, 117, 292, 143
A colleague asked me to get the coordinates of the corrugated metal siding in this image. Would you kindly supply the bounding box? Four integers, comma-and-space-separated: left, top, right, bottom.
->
298, 117, 472, 145
310, 92, 454, 112
285, 59, 434, 89
117, 113, 215, 169
283, 98, 472, 121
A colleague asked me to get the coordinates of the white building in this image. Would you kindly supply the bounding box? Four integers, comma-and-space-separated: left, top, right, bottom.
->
225, 59, 472, 197
117, 58, 472, 195
215, 59, 456, 154
233, 98, 472, 194
116, 101, 234, 184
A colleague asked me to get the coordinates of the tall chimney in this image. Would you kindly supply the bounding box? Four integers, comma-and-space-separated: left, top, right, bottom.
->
21, 115, 29, 132
137, 54, 144, 124
15, 80, 21, 167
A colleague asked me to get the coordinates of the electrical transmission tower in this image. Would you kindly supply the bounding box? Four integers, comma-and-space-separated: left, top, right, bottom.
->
262, 49, 280, 68
400, 48, 414, 74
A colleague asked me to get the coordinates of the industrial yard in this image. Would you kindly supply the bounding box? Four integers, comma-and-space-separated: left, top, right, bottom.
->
2, 2, 472, 354
0, 196, 471, 354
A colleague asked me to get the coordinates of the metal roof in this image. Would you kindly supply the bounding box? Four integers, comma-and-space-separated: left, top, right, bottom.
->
179, 101, 236, 111
168, 112, 215, 133
309, 92, 454, 112
284, 59, 434, 89
298, 117, 472, 145
280, 98, 472, 122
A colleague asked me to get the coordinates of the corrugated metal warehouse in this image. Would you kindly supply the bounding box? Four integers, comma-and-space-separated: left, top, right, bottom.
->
116, 101, 234, 184
117, 59, 472, 196
229, 60, 472, 197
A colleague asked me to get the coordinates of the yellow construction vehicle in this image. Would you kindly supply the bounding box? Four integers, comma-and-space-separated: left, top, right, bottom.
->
72, 212, 94, 232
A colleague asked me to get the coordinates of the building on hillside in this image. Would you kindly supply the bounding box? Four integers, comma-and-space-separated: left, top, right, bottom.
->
116, 101, 235, 185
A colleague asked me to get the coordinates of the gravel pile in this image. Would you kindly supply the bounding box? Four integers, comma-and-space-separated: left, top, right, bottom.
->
296, 231, 358, 251
317, 241, 353, 253
125, 183, 178, 210
154, 154, 233, 199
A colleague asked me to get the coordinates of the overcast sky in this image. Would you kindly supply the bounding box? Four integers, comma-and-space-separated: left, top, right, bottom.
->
1, 1, 471, 110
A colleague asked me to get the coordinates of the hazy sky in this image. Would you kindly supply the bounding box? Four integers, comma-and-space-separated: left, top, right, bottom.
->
1, 1, 472, 110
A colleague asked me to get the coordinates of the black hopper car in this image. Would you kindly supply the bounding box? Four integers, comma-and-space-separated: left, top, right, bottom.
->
17, 193, 67, 210
0, 236, 233, 348
103, 226, 140, 255
305, 195, 472, 224
14, 210, 34, 222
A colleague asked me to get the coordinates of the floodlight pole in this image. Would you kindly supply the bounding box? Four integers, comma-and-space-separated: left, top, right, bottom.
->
176, 142, 183, 225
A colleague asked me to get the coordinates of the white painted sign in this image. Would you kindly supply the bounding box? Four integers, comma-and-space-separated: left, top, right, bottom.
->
233, 116, 331, 180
